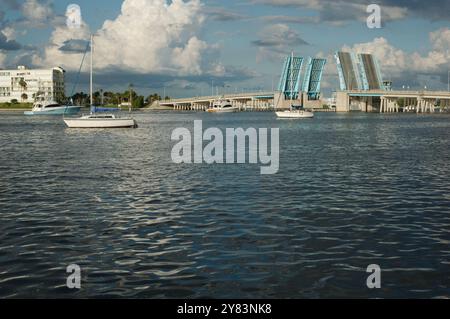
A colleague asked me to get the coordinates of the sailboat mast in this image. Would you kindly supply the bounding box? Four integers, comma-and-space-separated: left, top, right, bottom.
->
129, 84, 132, 113
90, 34, 93, 107
290, 51, 294, 111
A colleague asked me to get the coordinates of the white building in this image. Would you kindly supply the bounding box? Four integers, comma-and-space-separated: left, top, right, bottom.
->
0, 66, 65, 103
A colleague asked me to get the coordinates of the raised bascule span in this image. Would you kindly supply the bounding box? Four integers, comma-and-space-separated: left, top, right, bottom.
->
335, 51, 384, 91
302, 57, 327, 100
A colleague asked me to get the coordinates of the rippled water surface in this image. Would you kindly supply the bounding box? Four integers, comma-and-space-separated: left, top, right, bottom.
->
1, 111, 450, 298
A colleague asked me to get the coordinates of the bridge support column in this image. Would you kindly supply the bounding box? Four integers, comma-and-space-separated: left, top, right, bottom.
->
385, 98, 392, 113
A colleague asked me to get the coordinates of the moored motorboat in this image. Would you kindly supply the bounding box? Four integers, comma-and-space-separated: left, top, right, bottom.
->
24, 99, 81, 116
207, 99, 239, 113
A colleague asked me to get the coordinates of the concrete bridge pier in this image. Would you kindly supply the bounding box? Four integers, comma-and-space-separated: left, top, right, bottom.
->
429, 100, 436, 113
416, 98, 434, 114
425, 100, 430, 113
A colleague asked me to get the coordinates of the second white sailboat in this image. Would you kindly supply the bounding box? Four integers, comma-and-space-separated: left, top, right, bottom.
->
276, 52, 314, 119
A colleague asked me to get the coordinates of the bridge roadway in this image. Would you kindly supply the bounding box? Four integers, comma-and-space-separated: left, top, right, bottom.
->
337, 90, 450, 113
159, 92, 275, 111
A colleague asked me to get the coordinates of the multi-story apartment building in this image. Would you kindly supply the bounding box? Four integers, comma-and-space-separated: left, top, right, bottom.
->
0, 66, 65, 103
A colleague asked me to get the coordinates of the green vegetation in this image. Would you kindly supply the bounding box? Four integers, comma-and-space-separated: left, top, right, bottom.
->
0, 89, 170, 110
0, 102, 32, 109
70, 90, 169, 109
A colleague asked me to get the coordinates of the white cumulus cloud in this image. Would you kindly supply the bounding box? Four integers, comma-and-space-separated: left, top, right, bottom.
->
22, 0, 54, 27
34, 0, 220, 77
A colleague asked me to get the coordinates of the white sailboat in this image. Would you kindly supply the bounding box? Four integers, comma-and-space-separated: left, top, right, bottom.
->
276, 52, 314, 119
64, 35, 137, 129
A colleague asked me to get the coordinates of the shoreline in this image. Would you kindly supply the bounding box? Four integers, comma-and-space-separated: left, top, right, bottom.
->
0, 109, 30, 112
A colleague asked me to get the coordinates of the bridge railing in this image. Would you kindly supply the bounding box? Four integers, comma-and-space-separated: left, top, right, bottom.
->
345, 90, 450, 98
161, 91, 276, 104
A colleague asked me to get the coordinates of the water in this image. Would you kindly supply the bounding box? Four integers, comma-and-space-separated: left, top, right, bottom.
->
0, 111, 449, 299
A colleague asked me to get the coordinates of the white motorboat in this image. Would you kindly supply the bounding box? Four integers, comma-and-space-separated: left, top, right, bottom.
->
63, 34, 137, 129
64, 114, 137, 128
207, 99, 239, 113
24, 98, 81, 116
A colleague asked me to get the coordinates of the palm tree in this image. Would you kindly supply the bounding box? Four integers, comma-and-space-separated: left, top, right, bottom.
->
146, 93, 162, 104
21, 93, 28, 102
19, 79, 27, 91
129, 83, 134, 110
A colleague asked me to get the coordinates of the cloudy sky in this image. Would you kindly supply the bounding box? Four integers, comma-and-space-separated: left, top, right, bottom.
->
0, 0, 449, 98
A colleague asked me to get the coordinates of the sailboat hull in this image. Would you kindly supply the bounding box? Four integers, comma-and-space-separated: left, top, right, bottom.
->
64, 118, 137, 128
276, 110, 314, 119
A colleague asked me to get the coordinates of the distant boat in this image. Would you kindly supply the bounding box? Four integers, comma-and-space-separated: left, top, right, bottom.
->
207, 99, 239, 113
276, 51, 314, 119
24, 98, 81, 116
64, 34, 137, 129
276, 109, 314, 119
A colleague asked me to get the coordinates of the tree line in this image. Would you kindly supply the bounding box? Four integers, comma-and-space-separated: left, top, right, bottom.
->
69, 90, 170, 108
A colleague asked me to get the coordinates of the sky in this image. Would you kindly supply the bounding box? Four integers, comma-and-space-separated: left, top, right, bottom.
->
0, 0, 449, 98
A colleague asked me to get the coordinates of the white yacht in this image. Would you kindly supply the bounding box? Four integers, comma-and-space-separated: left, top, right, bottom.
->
24, 98, 81, 116
207, 99, 239, 113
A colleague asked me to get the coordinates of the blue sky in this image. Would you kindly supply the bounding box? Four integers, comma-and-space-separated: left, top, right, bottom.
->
1, 0, 449, 98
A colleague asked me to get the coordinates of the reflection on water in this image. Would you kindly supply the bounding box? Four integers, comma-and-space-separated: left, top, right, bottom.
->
0, 111, 450, 298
